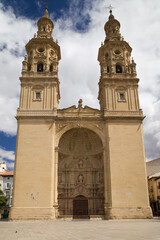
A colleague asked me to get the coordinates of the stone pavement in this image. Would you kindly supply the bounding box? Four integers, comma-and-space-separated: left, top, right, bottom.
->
0, 219, 160, 240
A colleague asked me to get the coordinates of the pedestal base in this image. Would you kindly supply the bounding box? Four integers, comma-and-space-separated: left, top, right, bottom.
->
105, 206, 153, 219
9, 207, 56, 220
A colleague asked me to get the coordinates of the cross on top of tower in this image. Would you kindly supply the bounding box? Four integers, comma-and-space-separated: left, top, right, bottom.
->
107, 4, 114, 14
44, 1, 49, 9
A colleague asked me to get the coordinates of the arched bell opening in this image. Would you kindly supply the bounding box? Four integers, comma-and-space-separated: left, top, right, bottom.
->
57, 128, 104, 219
37, 62, 44, 72
116, 64, 122, 73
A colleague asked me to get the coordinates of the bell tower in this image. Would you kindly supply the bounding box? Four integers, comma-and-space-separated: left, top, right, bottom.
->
98, 10, 138, 114
20, 7, 61, 114
97, 10, 152, 219
10, 8, 61, 220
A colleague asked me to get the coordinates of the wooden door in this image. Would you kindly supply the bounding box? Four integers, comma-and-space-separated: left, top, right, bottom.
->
73, 195, 89, 219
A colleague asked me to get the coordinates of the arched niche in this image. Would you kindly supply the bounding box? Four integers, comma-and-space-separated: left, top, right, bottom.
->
37, 62, 44, 72
116, 64, 122, 73
58, 128, 104, 218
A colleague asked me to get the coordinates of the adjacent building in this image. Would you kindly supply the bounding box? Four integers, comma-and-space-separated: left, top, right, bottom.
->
147, 158, 160, 215
0, 162, 14, 207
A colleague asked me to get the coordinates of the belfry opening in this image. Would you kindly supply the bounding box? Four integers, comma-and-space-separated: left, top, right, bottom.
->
58, 128, 104, 219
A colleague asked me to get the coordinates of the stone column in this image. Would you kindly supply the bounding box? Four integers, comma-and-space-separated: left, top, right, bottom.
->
104, 123, 112, 219
53, 84, 57, 110
53, 146, 59, 218
103, 148, 108, 219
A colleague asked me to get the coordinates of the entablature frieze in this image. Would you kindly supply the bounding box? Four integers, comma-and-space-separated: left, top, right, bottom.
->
21, 82, 58, 88
16, 111, 104, 121
16, 109, 57, 119
20, 77, 59, 84
98, 81, 139, 89
16, 109, 144, 120
99, 76, 139, 83
20, 72, 58, 78
103, 110, 144, 119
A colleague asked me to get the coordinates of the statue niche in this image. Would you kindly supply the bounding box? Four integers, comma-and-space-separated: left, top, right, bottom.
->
58, 128, 104, 218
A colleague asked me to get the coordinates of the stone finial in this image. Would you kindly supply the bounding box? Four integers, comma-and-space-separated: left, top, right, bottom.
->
78, 99, 83, 109
131, 57, 137, 75
43, 7, 50, 19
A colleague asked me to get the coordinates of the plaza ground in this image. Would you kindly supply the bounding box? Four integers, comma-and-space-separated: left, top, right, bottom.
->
0, 218, 160, 240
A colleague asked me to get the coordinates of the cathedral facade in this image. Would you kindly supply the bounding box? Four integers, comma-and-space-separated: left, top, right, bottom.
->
10, 8, 152, 220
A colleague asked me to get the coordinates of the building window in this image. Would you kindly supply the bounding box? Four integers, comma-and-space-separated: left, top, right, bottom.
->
6, 183, 10, 189
118, 92, 126, 102
116, 64, 122, 73
120, 93, 125, 101
36, 92, 41, 100
6, 191, 10, 197
107, 66, 110, 73
33, 90, 42, 101
37, 63, 43, 72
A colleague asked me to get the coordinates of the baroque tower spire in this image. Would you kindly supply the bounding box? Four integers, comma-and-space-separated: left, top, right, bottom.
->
37, 7, 54, 39
19, 8, 61, 115
98, 10, 138, 113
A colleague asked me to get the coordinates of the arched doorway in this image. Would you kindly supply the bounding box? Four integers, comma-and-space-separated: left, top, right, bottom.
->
58, 128, 104, 219
73, 195, 89, 219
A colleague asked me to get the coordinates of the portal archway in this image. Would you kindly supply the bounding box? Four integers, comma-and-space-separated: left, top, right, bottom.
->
58, 128, 104, 218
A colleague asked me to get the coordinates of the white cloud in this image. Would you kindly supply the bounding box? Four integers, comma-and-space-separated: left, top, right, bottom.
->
0, 148, 15, 161
0, 148, 15, 170
0, 3, 36, 135
5, 161, 15, 170
0, 0, 160, 160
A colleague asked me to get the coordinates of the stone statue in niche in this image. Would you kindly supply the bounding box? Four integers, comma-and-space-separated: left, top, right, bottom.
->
58, 173, 62, 183
103, 66, 107, 73
86, 142, 92, 150
78, 159, 83, 169
78, 174, 84, 183
99, 173, 103, 183
69, 141, 75, 151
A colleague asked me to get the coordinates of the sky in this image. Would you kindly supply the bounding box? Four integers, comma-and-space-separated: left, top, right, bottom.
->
0, 0, 160, 170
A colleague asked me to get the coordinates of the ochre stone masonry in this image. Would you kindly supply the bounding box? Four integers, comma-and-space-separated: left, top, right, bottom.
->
10, 8, 152, 220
